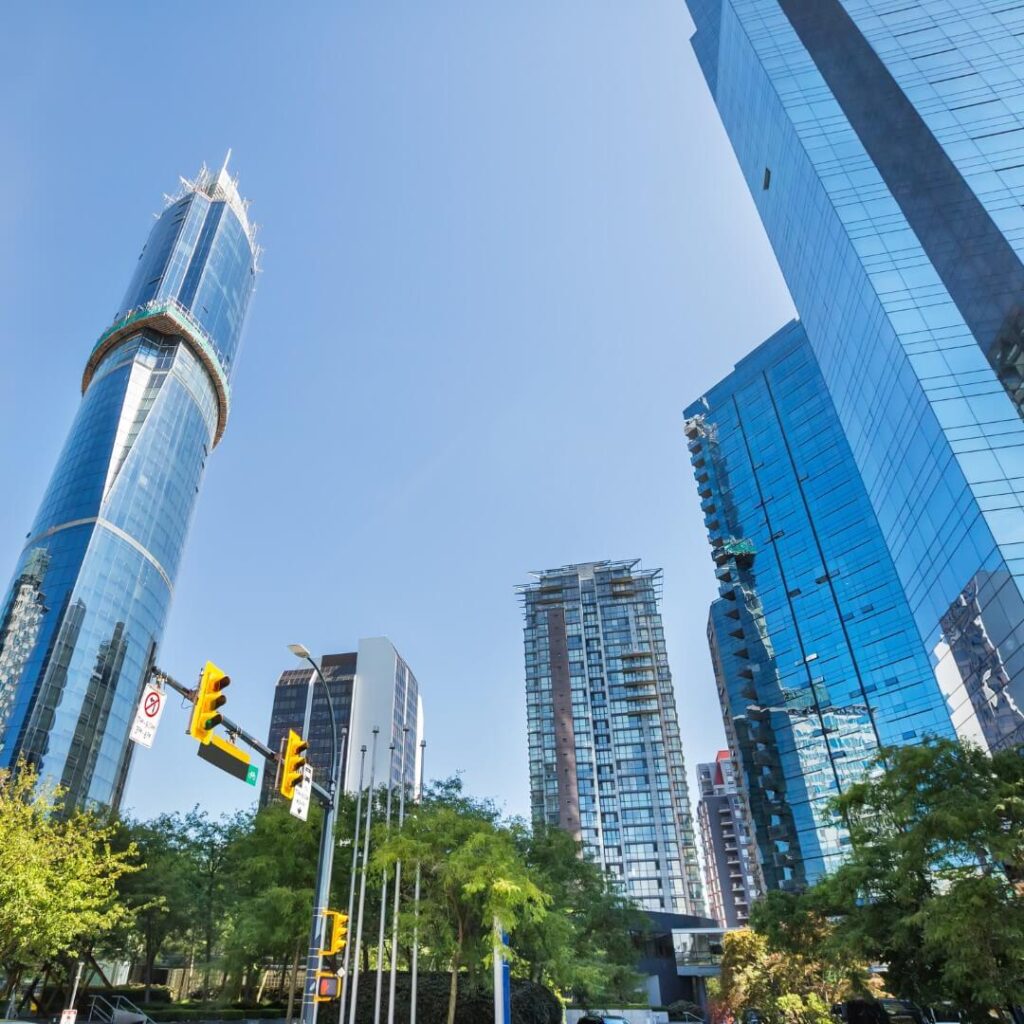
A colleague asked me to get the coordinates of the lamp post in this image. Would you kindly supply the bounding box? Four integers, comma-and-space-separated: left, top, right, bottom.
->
349, 727, 379, 1024
385, 726, 411, 1024
288, 643, 346, 1024
409, 740, 426, 1024
372, 743, 397, 1024
338, 744, 367, 1024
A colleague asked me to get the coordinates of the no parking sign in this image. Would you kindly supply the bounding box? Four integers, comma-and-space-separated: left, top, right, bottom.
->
129, 682, 166, 748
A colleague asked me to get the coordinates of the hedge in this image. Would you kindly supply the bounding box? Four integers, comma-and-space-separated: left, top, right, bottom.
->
145, 1009, 286, 1022
314, 971, 560, 1024
89, 986, 173, 1005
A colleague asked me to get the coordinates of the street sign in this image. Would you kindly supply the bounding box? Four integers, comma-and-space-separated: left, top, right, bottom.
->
61, 1009, 77, 1024
290, 763, 313, 821
198, 733, 258, 786
129, 682, 166, 748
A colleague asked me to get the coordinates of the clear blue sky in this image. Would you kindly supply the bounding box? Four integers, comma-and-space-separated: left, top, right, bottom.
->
0, 2, 794, 822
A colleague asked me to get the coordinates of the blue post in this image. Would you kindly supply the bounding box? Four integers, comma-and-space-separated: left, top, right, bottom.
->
502, 932, 511, 1024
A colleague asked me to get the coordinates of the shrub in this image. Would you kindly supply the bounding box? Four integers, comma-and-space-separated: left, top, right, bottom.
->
77, 986, 174, 1006
668, 998, 707, 1021
313, 971, 559, 1024
146, 1010, 251, 1022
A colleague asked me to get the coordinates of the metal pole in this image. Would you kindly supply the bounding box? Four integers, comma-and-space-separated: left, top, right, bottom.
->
348, 727, 379, 1024
373, 745, 397, 1024
492, 916, 503, 1024
338, 744, 367, 1024
300, 666, 316, 741
409, 740, 426, 1024
151, 667, 333, 804
67, 961, 84, 1012
299, 716, 347, 1024
385, 727, 410, 1024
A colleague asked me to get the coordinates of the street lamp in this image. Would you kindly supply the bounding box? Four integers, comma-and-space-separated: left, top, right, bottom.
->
288, 643, 346, 1024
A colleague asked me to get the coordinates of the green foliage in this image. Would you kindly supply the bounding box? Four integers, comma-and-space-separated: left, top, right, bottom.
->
510, 823, 644, 1003
82, 985, 172, 1004
319, 971, 560, 1024
666, 998, 706, 1020
714, 927, 869, 1024
146, 1008, 249, 1021
0, 763, 137, 990
0, 772, 588, 1019
219, 801, 318, 987
748, 739, 1024, 1024
106, 815, 198, 997
371, 778, 549, 1024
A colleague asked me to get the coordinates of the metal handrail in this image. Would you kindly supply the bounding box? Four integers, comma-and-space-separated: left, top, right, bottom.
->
115, 296, 217, 345
88, 994, 115, 1023
87, 994, 155, 1024
81, 296, 232, 446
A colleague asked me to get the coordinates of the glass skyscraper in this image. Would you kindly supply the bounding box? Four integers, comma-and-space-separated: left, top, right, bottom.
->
0, 161, 258, 808
686, 321, 955, 887
518, 560, 705, 915
686, 0, 1024, 754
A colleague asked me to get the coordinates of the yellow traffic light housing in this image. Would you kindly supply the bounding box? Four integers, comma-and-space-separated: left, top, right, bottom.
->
320, 910, 349, 955
279, 729, 309, 799
189, 662, 230, 744
314, 972, 341, 1003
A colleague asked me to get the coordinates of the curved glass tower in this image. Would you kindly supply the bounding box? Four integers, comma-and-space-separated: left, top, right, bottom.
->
0, 161, 258, 808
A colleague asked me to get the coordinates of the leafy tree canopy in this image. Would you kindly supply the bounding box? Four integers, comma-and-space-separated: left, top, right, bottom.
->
0, 763, 137, 993
751, 739, 1024, 1024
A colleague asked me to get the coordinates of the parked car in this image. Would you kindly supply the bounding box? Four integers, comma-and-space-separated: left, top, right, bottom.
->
833, 999, 928, 1024
923, 1006, 965, 1024
578, 1016, 629, 1024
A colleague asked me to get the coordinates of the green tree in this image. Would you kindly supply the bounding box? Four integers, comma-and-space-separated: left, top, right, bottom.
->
757, 739, 1024, 1022
372, 779, 548, 1024
221, 802, 319, 1007
511, 823, 642, 1003
180, 807, 251, 996
106, 814, 196, 1001
715, 928, 857, 1024
0, 764, 137, 996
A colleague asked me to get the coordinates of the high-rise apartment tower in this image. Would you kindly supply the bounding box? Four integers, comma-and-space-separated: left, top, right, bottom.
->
518, 560, 705, 915
696, 751, 760, 928
686, 0, 1024, 754
0, 161, 258, 808
260, 637, 424, 808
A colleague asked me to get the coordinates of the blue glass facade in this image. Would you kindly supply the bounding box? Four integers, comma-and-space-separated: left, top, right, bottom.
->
0, 163, 257, 808
687, 0, 1024, 754
519, 560, 706, 914
686, 322, 955, 888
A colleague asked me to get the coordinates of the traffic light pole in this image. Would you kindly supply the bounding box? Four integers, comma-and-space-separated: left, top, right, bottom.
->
287, 652, 347, 1024
300, 722, 347, 1024
151, 668, 334, 805
151, 662, 347, 1024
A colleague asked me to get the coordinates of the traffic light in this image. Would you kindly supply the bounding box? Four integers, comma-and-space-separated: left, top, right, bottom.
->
314, 972, 341, 1003
279, 728, 309, 799
320, 910, 349, 955
189, 661, 230, 744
